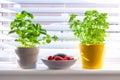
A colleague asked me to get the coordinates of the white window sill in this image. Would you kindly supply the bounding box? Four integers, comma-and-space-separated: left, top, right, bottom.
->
0, 59, 120, 80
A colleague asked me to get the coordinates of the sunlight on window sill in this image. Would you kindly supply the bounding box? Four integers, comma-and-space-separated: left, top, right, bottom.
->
0, 60, 120, 80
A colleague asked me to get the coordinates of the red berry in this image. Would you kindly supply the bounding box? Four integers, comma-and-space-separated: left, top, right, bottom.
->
63, 57, 68, 60
64, 56, 71, 60
64, 56, 74, 60
48, 56, 53, 60
70, 57, 74, 60
55, 56, 63, 60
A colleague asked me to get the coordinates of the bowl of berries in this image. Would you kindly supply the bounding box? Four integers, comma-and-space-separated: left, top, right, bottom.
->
41, 53, 77, 69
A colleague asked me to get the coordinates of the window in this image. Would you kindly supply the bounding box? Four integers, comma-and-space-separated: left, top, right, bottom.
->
0, 0, 120, 63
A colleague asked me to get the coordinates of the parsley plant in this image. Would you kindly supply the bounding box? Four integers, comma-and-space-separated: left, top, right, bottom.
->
69, 10, 109, 44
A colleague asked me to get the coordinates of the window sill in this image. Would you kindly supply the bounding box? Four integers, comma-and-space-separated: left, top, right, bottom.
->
0, 60, 120, 80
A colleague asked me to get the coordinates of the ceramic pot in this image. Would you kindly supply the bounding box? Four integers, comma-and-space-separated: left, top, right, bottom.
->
15, 47, 39, 69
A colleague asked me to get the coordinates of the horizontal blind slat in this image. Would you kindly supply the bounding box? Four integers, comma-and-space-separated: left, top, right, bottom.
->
8, 8, 119, 13
4, 0, 119, 4
1, 16, 119, 25
1, 41, 120, 49
1, 25, 120, 31
0, 8, 16, 13
1, 32, 120, 41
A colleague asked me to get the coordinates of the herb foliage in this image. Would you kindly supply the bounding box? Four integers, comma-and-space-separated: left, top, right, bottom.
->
9, 11, 58, 47
69, 10, 109, 44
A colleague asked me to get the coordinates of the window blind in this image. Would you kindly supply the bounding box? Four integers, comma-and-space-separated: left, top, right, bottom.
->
0, 0, 120, 62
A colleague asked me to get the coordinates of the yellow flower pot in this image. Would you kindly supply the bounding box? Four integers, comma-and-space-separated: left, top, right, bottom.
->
80, 44, 105, 69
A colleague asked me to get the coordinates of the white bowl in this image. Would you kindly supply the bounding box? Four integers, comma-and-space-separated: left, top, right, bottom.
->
41, 59, 77, 69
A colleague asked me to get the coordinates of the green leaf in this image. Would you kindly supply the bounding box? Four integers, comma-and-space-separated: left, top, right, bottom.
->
69, 14, 77, 22
25, 19, 32, 23
27, 13, 34, 19
8, 30, 16, 34
52, 35, 58, 41
46, 39, 51, 43
16, 13, 21, 19
10, 21, 16, 29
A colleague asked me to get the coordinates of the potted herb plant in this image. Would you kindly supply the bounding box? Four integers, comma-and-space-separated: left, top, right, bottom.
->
8, 11, 57, 69
69, 10, 109, 69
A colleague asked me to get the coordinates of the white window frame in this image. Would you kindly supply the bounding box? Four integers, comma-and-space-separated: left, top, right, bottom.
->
0, 0, 120, 80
